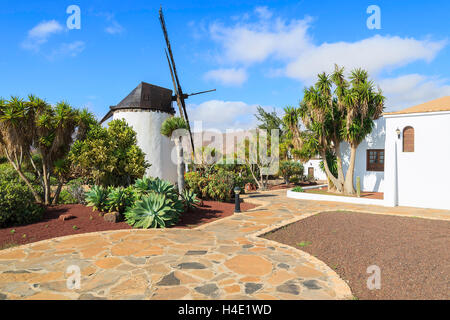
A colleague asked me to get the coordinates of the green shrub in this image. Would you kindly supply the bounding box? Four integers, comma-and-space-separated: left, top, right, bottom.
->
292, 186, 304, 193
148, 178, 178, 201
58, 189, 78, 204
185, 169, 245, 202
85, 185, 108, 211
105, 186, 136, 213
0, 178, 44, 228
279, 161, 304, 184
180, 189, 200, 211
133, 177, 155, 196
124, 193, 184, 228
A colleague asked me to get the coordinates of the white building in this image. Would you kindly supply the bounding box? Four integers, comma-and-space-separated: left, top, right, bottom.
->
101, 82, 178, 184
341, 96, 450, 210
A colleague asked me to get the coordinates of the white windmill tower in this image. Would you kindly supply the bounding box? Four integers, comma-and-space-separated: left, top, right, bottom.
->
100, 8, 215, 184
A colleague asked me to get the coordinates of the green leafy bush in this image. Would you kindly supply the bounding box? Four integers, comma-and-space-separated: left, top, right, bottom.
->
0, 178, 44, 228
292, 186, 304, 192
180, 189, 200, 211
69, 119, 150, 187
279, 161, 304, 184
105, 186, 136, 213
185, 168, 245, 202
85, 185, 108, 211
58, 189, 78, 204
124, 193, 184, 228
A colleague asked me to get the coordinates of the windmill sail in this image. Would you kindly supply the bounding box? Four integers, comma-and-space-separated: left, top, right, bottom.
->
159, 7, 196, 156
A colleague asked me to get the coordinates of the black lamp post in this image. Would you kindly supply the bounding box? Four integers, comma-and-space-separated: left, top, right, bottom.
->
234, 186, 241, 213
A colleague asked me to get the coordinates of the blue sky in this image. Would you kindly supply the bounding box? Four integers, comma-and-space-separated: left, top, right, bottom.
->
1, 0, 449, 131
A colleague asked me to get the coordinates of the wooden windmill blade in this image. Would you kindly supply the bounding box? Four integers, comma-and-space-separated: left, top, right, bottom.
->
159, 7, 196, 156
165, 49, 184, 119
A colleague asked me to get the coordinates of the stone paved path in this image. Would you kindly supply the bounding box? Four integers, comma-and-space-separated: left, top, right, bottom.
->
0, 190, 448, 300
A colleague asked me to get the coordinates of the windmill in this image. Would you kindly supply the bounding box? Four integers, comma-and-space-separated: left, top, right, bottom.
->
159, 7, 215, 158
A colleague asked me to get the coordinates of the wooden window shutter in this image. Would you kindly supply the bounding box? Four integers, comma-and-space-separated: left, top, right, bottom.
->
403, 126, 414, 152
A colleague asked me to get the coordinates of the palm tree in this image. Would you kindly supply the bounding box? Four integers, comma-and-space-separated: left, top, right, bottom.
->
299, 66, 384, 195
282, 106, 302, 153
0, 95, 96, 204
160, 116, 188, 192
333, 67, 385, 194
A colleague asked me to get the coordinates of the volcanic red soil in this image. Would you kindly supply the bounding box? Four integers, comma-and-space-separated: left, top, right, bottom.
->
263, 211, 450, 300
0, 200, 257, 248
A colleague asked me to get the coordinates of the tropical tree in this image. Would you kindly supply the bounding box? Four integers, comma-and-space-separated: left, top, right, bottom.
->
160, 116, 188, 192
282, 105, 304, 158
299, 65, 385, 195
0, 95, 96, 204
69, 119, 149, 187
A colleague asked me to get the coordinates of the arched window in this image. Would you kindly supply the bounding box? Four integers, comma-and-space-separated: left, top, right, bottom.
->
403, 126, 414, 152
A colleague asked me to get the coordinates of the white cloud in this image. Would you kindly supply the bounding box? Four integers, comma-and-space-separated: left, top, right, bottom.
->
207, 8, 446, 85
102, 13, 124, 35
379, 74, 450, 111
105, 21, 124, 35
209, 14, 313, 64
204, 68, 248, 86
286, 36, 447, 83
47, 41, 85, 60
255, 6, 273, 20
188, 100, 262, 131
22, 20, 64, 51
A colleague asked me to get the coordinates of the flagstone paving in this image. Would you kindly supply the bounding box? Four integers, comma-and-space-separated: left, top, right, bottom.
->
0, 189, 448, 300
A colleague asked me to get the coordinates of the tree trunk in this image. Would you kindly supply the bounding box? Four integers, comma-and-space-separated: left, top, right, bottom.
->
175, 137, 185, 193
42, 160, 51, 205
248, 163, 262, 189
52, 180, 64, 205
343, 145, 357, 195
3, 148, 43, 203
320, 150, 343, 193
335, 141, 345, 185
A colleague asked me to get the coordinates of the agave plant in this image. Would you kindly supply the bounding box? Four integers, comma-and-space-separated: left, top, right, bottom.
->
85, 185, 108, 211
133, 177, 154, 197
149, 178, 178, 201
124, 193, 184, 229
180, 189, 200, 212
105, 187, 128, 213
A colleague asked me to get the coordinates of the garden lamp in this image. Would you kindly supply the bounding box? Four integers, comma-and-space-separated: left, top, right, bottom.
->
234, 186, 241, 213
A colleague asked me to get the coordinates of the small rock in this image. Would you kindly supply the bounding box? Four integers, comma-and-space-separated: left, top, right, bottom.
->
195, 284, 219, 297
242, 244, 254, 249
177, 262, 206, 270
245, 283, 262, 294
3, 270, 30, 274
157, 272, 180, 286
59, 214, 75, 221
104, 211, 120, 223
302, 280, 321, 290
276, 281, 300, 295
185, 250, 207, 255
278, 263, 290, 269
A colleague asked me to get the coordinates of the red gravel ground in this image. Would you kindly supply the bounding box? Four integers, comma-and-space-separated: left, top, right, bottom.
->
263, 211, 450, 300
0, 200, 257, 248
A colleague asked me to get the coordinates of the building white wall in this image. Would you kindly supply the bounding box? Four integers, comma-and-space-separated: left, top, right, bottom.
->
384, 111, 450, 210
340, 118, 386, 192
302, 159, 327, 181
113, 110, 178, 184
